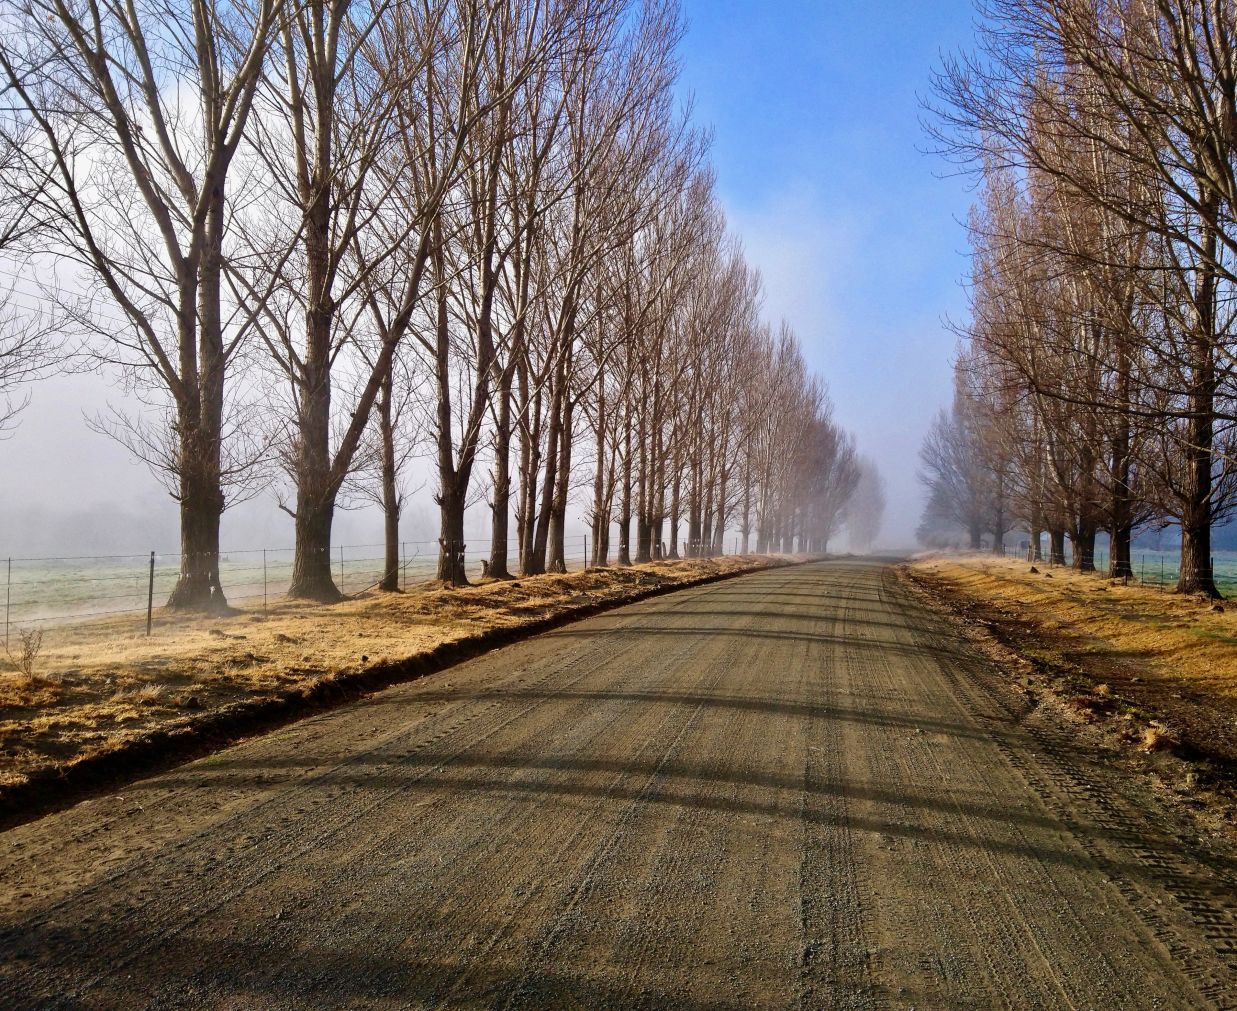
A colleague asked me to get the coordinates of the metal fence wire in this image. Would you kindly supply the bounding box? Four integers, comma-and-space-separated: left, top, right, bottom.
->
2, 535, 596, 646
1019, 543, 1230, 594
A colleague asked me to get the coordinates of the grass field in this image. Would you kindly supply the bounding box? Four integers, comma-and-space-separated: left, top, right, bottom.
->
1, 539, 590, 640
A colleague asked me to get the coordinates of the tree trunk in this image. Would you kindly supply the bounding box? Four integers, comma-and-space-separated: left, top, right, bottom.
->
740, 455, 752, 554
634, 389, 652, 563
617, 391, 633, 566
1110, 337, 1134, 579
167, 187, 229, 612
712, 460, 729, 556
687, 447, 702, 558
652, 420, 666, 559
379, 369, 401, 592
166, 450, 227, 611
598, 446, 615, 567
1109, 525, 1131, 580
547, 384, 573, 573
290, 497, 338, 602
1049, 528, 1066, 566
1177, 210, 1220, 597
288, 307, 341, 602
488, 367, 514, 580
1179, 511, 1215, 597
589, 373, 609, 567
437, 484, 467, 585
1178, 374, 1218, 595
1072, 526, 1096, 572
529, 364, 563, 575
285, 55, 343, 604
668, 439, 683, 559
991, 469, 1005, 555
516, 362, 540, 575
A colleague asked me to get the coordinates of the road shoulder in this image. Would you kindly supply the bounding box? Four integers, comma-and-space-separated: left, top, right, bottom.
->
900, 556, 1237, 840
0, 555, 803, 832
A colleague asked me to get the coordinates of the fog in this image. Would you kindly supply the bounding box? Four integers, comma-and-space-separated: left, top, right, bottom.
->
675, 0, 976, 550
0, 370, 468, 557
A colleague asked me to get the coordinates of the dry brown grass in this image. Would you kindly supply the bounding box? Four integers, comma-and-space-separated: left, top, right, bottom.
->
909, 553, 1237, 832
0, 555, 789, 794
1141, 722, 1182, 753
912, 554, 1237, 702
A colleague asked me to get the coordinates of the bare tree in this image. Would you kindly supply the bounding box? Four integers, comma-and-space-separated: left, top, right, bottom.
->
931, 0, 1237, 592
919, 398, 989, 550
0, 0, 281, 610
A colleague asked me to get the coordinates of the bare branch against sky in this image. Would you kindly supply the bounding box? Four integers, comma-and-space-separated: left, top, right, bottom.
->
0, 1, 990, 569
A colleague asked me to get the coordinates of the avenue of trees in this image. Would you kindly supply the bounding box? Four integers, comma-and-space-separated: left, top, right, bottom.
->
0, 0, 862, 609
921, 0, 1237, 596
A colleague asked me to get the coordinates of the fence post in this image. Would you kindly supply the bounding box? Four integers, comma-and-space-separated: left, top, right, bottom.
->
402, 541, 406, 590
5, 557, 10, 650
146, 551, 155, 636
263, 549, 268, 614
583, 534, 588, 571
339, 544, 344, 590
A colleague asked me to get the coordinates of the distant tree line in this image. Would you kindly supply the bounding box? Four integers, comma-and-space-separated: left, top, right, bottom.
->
920, 0, 1237, 596
0, 0, 863, 609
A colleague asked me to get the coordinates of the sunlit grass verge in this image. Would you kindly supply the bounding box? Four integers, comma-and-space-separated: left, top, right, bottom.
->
0, 555, 799, 828
911, 554, 1237, 705
908, 553, 1237, 835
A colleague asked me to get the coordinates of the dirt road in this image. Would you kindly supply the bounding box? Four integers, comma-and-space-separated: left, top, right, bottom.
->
2, 559, 1236, 1009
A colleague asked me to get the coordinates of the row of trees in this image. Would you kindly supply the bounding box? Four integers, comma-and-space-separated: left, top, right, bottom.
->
920, 0, 1237, 595
0, 0, 862, 609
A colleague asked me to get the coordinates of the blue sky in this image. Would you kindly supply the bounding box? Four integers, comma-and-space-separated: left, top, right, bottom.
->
675, 1, 979, 543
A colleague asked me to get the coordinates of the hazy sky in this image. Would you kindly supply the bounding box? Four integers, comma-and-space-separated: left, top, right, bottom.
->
675, 0, 977, 545
0, 1, 978, 558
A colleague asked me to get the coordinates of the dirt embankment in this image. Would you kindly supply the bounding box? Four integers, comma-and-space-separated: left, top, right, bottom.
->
0, 555, 795, 827
905, 554, 1237, 835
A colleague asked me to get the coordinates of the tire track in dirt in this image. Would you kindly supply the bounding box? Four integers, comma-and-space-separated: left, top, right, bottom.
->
1, 623, 703, 1005
890, 566, 1237, 1008
178, 628, 721, 1007
1, 560, 1235, 1008
798, 579, 877, 1011
493, 596, 782, 1008
0, 638, 593, 909
853, 577, 1116, 1007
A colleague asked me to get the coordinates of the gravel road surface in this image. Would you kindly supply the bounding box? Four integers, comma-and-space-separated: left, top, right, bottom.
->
2, 559, 1236, 1008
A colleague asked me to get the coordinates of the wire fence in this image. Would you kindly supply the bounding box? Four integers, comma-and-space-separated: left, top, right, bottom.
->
1, 536, 596, 648
1017, 542, 1237, 595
